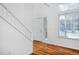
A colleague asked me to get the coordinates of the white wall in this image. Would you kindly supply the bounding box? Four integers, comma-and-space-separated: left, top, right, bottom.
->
33, 3, 79, 50
32, 3, 47, 40
0, 3, 33, 55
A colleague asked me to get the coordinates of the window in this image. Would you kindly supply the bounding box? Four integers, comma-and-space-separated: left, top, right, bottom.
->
59, 4, 79, 39
43, 17, 47, 39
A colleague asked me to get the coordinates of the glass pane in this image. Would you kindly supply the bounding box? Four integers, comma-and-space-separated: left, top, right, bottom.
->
43, 17, 47, 39
59, 13, 79, 39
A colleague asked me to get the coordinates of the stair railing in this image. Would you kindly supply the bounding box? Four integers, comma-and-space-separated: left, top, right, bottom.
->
0, 3, 32, 41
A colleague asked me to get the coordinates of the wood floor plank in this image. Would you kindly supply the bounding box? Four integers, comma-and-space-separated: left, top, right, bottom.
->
33, 40, 79, 55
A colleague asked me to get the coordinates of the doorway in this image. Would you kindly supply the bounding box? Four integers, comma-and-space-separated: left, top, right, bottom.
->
33, 17, 48, 40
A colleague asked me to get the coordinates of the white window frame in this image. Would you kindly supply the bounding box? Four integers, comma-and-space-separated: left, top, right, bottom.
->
59, 4, 79, 39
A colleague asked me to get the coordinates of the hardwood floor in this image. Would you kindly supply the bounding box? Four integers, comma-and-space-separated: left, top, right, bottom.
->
33, 40, 79, 55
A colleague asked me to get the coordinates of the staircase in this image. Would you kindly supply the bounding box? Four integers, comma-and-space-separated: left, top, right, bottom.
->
0, 3, 32, 41
0, 3, 32, 54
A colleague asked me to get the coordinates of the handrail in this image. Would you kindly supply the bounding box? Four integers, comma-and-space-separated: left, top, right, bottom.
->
0, 3, 32, 41
0, 3, 32, 34
0, 16, 31, 41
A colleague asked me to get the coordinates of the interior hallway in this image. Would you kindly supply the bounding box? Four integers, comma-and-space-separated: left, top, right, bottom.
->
1, 3, 79, 55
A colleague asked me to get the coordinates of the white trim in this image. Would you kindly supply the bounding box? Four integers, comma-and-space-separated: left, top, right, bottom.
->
59, 8, 79, 15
